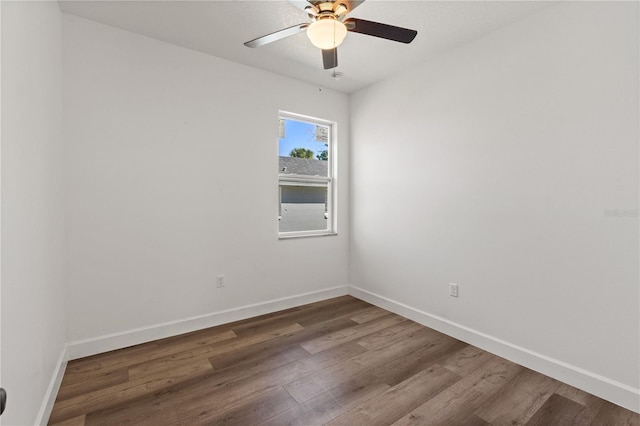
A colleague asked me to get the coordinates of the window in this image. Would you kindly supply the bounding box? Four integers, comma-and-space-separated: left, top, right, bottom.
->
278, 112, 336, 238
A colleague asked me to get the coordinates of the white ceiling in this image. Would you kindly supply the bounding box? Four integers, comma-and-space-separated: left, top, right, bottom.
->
59, 0, 552, 93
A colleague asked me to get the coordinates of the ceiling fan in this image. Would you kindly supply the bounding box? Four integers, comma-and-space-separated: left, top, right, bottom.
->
244, 0, 417, 70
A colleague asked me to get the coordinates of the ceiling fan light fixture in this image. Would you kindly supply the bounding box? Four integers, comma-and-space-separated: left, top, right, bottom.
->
307, 17, 347, 49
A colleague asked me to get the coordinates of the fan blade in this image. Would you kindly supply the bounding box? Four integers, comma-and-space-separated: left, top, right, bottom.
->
244, 23, 309, 48
344, 18, 417, 44
322, 48, 338, 70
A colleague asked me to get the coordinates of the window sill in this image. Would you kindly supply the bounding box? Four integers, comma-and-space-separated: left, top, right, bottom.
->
278, 232, 338, 240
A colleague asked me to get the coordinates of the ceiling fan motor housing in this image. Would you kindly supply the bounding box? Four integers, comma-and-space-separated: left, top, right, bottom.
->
306, 2, 349, 19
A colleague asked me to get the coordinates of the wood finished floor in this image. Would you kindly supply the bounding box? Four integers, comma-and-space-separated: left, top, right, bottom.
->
49, 296, 639, 426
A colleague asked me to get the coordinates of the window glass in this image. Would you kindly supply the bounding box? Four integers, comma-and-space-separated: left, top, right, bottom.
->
278, 114, 334, 237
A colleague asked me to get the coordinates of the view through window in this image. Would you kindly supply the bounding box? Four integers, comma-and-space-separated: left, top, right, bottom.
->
278, 113, 335, 237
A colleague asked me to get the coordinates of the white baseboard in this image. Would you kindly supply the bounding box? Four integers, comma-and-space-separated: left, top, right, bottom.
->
348, 285, 640, 414
35, 345, 68, 425
67, 285, 348, 360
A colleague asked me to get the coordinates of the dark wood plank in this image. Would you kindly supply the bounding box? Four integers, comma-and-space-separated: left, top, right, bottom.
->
64, 328, 237, 377
209, 342, 309, 371
177, 386, 297, 425
208, 316, 359, 370
555, 382, 602, 406
459, 414, 492, 426
554, 383, 605, 424
56, 367, 129, 401
392, 355, 524, 425
294, 297, 372, 327
475, 368, 561, 425
50, 359, 212, 424
348, 306, 391, 324
229, 295, 367, 337
262, 373, 390, 425
327, 364, 461, 426
439, 344, 494, 376
49, 415, 86, 426
125, 322, 302, 381
371, 338, 467, 387
85, 404, 178, 426
300, 313, 406, 354
590, 400, 640, 426
355, 319, 424, 350
525, 393, 588, 425
284, 321, 444, 403
224, 295, 369, 334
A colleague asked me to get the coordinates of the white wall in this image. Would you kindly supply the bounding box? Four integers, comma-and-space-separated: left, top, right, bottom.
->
63, 15, 350, 346
350, 1, 639, 410
1, 2, 67, 425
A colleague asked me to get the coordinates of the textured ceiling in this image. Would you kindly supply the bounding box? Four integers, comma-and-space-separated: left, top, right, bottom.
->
59, 0, 552, 93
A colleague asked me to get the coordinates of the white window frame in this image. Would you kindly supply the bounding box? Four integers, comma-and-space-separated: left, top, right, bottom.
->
278, 111, 337, 239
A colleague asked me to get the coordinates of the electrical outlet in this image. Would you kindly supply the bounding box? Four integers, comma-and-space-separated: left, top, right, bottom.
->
216, 275, 225, 288
449, 283, 459, 297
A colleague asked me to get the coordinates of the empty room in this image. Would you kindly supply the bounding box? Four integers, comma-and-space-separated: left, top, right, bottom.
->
1, 0, 638, 425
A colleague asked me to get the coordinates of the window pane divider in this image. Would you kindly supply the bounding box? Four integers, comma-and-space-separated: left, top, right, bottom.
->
279, 175, 331, 184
